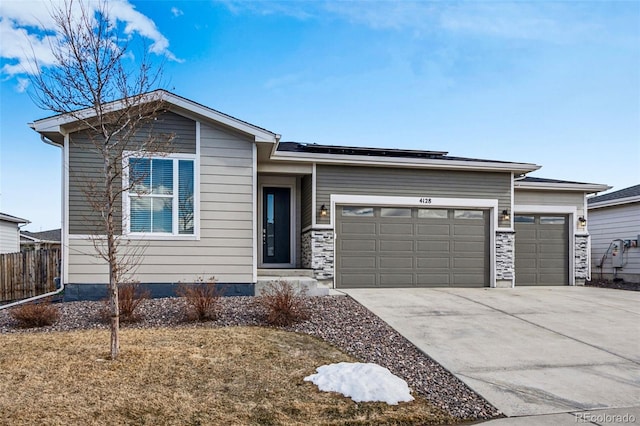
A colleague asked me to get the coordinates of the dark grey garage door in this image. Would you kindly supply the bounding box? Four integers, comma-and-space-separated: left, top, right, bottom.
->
515, 214, 569, 286
336, 206, 489, 288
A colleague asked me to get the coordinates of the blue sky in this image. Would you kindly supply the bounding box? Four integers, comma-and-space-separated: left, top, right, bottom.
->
1, 0, 639, 231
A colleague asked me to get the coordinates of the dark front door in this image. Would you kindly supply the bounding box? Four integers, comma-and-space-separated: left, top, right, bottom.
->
263, 187, 291, 264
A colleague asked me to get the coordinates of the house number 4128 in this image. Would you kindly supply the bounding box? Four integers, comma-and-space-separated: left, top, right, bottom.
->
419, 197, 432, 204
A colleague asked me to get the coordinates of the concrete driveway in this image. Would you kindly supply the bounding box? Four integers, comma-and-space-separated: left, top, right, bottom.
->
343, 287, 640, 419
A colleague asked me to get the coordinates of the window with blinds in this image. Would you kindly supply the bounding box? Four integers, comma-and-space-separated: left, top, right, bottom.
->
127, 155, 195, 235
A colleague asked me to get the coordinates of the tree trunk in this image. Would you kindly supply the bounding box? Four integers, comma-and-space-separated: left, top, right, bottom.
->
105, 154, 119, 360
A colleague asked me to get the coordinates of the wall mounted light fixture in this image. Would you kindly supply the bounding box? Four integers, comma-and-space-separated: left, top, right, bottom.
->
578, 216, 587, 228
320, 204, 328, 217
501, 209, 510, 221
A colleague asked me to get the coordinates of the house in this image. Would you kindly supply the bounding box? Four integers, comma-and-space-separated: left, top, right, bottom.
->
0, 213, 29, 254
588, 185, 640, 283
29, 90, 610, 300
20, 229, 62, 251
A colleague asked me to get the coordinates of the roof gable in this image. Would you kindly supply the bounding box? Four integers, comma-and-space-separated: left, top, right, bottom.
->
30, 90, 279, 144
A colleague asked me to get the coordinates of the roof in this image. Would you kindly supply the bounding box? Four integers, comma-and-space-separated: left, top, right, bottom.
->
0, 212, 29, 224
273, 142, 541, 173
30, 90, 280, 145
588, 184, 640, 209
20, 229, 61, 243
514, 176, 610, 193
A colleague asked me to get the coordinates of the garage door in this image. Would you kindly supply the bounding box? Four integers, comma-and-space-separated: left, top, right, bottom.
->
336, 206, 489, 288
515, 214, 569, 286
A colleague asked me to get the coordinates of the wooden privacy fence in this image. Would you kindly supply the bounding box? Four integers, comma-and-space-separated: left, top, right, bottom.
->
0, 249, 61, 303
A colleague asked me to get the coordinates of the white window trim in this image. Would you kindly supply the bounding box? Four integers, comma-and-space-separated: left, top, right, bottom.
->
122, 151, 199, 240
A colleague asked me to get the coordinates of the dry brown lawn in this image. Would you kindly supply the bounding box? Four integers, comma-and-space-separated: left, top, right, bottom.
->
0, 327, 455, 425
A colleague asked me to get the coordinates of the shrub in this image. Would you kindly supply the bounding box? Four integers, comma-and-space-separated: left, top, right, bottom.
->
258, 280, 309, 326
177, 277, 223, 322
9, 299, 60, 328
101, 281, 150, 323
118, 281, 150, 322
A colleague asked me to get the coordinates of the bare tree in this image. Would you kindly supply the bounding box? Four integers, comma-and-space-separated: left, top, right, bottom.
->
29, 0, 173, 359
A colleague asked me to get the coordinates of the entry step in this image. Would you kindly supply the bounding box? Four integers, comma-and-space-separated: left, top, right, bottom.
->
257, 268, 315, 278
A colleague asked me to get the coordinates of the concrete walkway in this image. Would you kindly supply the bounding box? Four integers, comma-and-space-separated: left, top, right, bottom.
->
343, 287, 640, 422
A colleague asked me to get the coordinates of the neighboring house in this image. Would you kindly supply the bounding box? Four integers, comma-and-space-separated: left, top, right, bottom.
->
588, 185, 640, 283
0, 213, 29, 254
20, 229, 62, 251
29, 90, 610, 300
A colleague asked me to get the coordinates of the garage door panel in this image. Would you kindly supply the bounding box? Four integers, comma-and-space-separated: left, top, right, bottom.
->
453, 224, 486, 237
517, 228, 536, 239
341, 256, 376, 269
341, 239, 376, 252
380, 274, 413, 285
341, 222, 376, 235
539, 258, 566, 268
453, 241, 485, 252
416, 240, 450, 252
379, 240, 414, 252
337, 206, 488, 288
516, 243, 537, 254
379, 257, 414, 268
454, 257, 485, 268
453, 274, 486, 286
417, 257, 450, 268
515, 258, 537, 268
539, 274, 565, 285
416, 224, 450, 236
341, 273, 377, 287
538, 244, 565, 254
380, 223, 413, 235
417, 274, 451, 285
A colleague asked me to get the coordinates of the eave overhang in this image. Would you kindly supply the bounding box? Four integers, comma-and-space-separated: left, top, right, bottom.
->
269, 150, 541, 173
515, 180, 611, 193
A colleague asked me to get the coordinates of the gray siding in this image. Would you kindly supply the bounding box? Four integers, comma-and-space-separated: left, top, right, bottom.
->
301, 175, 312, 229
315, 165, 511, 226
68, 111, 196, 235
514, 190, 586, 218
589, 203, 640, 280
68, 119, 256, 284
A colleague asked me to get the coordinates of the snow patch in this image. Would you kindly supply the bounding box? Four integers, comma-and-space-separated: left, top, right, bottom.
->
304, 362, 414, 405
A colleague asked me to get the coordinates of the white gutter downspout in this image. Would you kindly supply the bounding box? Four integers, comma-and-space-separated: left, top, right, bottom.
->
0, 279, 64, 310
0, 134, 66, 310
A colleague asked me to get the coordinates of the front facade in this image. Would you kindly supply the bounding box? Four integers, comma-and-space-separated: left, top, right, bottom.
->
30, 91, 609, 298
588, 185, 640, 283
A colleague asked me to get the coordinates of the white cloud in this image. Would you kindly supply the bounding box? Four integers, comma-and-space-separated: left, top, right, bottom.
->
16, 77, 30, 92
171, 7, 184, 18
221, 1, 609, 45
0, 0, 181, 77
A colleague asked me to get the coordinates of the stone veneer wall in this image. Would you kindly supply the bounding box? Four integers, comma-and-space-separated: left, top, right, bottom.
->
301, 229, 334, 281
496, 231, 515, 282
574, 235, 589, 284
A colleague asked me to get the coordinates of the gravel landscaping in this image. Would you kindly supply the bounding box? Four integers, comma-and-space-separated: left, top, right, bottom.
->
0, 295, 500, 421
586, 279, 640, 291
